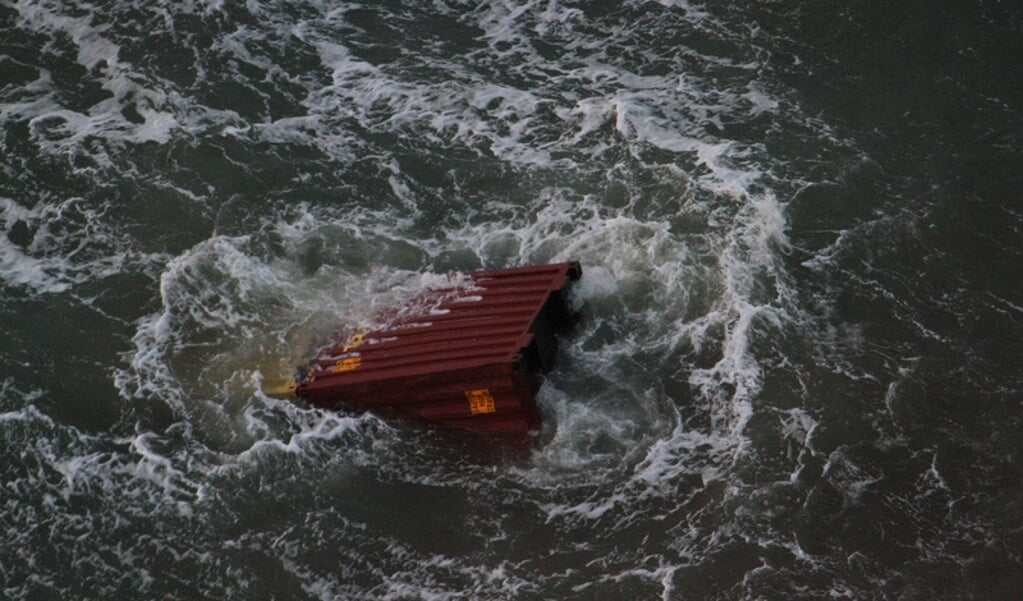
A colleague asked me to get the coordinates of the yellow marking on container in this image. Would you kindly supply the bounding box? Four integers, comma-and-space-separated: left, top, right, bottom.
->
342, 330, 365, 352
465, 389, 495, 415
332, 356, 361, 373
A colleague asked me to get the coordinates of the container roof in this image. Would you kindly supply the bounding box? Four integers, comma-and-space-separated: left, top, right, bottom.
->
296, 262, 581, 393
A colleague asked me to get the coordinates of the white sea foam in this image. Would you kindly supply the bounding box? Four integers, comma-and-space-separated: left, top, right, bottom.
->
235, 406, 374, 464
128, 430, 197, 496
0, 196, 168, 297
573, 562, 679, 601
12, 0, 119, 71
0, 398, 198, 510
3, 0, 295, 176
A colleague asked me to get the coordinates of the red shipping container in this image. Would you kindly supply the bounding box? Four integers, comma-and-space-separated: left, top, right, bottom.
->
294, 262, 582, 436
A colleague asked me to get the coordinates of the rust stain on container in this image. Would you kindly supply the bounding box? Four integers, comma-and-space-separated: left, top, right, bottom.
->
294, 262, 582, 436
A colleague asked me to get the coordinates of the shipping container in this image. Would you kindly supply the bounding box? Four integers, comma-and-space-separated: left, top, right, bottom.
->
294, 262, 582, 435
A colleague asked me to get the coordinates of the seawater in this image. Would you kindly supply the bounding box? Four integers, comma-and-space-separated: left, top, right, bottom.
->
2, 1, 1021, 599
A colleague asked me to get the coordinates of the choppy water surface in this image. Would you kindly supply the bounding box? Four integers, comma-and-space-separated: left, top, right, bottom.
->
2, 1, 1021, 599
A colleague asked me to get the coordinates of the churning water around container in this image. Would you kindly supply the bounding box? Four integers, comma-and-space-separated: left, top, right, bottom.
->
1, 1, 1021, 599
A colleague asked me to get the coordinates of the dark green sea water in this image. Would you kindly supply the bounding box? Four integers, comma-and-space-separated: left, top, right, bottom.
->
2, 1, 1021, 599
